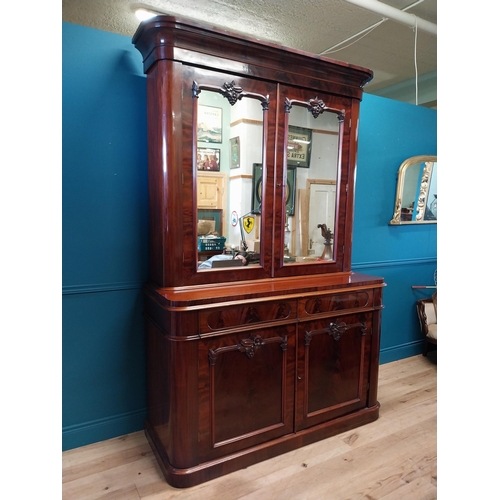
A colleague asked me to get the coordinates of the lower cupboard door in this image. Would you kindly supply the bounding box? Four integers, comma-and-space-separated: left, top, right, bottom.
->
295, 312, 372, 431
198, 325, 296, 461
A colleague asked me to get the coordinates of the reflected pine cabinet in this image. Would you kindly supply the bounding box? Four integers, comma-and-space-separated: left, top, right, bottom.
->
133, 16, 385, 487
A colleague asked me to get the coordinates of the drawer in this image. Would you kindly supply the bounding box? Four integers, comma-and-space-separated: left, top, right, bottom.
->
298, 290, 373, 318
199, 299, 296, 334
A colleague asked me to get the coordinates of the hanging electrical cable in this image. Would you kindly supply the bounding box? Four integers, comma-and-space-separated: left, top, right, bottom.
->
414, 15, 419, 105
319, 19, 387, 55
320, 22, 385, 54
341, 0, 436, 35
320, 0, 434, 55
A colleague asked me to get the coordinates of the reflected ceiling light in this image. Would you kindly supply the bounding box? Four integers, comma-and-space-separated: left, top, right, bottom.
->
135, 8, 158, 21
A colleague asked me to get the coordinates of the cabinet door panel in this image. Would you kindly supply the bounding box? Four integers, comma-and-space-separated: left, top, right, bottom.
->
180, 65, 277, 286
197, 174, 225, 209
198, 325, 296, 460
273, 85, 357, 277
296, 313, 372, 431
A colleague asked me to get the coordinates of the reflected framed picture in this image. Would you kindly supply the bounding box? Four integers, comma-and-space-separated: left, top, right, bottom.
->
252, 163, 263, 214
230, 137, 240, 169
197, 147, 220, 171
287, 125, 312, 168
252, 163, 296, 216
285, 167, 296, 216
197, 105, 222, 143
198, 209, 222, 235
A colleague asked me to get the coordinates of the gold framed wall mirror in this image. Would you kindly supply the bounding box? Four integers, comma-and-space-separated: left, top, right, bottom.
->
389, 155, 437, 225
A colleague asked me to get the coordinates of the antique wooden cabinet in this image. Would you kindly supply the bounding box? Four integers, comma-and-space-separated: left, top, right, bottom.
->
133, 16, 385, 488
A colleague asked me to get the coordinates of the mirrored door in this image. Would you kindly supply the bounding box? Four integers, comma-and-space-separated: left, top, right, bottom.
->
274, 87, 352, 277
181, 67, 276, 284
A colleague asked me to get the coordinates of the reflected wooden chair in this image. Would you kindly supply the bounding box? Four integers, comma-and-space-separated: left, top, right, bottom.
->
416, 293, 437, 356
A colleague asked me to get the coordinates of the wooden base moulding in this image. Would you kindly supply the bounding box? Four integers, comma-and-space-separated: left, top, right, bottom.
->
145, 404, 380, 488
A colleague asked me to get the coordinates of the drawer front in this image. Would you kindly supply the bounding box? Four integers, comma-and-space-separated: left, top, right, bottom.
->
198, 299, 296, 334
298, 290, 373, 318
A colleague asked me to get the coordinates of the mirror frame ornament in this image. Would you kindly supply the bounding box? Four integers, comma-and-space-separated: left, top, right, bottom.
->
389, 155, 437, 225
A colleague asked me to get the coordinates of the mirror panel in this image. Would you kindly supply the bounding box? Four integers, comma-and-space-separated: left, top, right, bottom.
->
389, 155, 437, 225
283, 103, 341, 264
194, 86, 266, 270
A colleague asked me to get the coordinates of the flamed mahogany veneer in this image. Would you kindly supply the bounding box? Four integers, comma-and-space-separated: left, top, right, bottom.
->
133, 15, 384, 488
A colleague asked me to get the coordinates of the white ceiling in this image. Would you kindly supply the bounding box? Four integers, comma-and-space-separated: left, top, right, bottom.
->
62, 0, 437, 107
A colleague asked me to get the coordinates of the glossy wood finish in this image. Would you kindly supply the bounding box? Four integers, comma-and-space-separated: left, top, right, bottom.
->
133, 15, 373, 288
133, 15, 384, 488
62, 355, 437, 500
273, 86, 354, 277
132, 17, 373, 96
180, 67, 276, 285
142, 274, 384, 487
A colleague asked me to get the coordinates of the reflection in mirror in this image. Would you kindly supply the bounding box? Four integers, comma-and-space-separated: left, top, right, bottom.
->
284, 102, 341, 264
194, 83, 267, 270
389, 155, 437, 225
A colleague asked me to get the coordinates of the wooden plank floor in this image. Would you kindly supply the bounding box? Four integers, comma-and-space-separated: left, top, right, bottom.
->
62, 353, 437, 499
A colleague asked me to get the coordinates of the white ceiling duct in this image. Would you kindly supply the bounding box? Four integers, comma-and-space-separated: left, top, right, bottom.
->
343, 0, 437, 35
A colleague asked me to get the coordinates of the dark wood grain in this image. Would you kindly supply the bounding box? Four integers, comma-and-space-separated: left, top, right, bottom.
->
133, 15, 384, 488
132, 16, 373, 95
135, 16, 373, 288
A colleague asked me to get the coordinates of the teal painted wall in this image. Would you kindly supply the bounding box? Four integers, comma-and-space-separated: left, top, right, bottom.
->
353, 94, 437, 364
62, 23, 149, 450
62, 22, 437, 451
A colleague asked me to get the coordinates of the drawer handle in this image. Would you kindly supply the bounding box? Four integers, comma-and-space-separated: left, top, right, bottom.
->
208, 334, 288, 365
304, 319, 367, 345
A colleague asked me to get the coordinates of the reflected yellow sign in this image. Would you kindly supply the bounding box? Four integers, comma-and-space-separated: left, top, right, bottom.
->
242, 215, 255, 234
